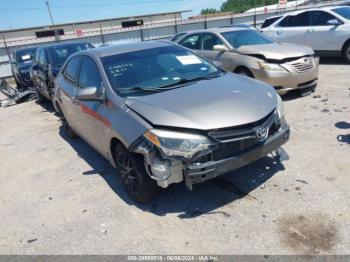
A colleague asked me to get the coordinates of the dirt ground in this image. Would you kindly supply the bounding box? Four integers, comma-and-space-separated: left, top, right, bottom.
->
0, 58, 349, 255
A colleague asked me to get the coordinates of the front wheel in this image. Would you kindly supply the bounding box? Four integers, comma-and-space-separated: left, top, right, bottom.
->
113, 143, 159, 203
235, 67, 254, 78
343, 42, 350, 64
60, 112, 77, 139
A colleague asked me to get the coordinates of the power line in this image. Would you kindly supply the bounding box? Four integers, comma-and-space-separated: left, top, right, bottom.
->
0, 0, 184, 11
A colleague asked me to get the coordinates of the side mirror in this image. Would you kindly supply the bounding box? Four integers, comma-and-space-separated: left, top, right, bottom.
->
213, 45, 229, 52
76, 86, 104, 101
327, 19, 341, 26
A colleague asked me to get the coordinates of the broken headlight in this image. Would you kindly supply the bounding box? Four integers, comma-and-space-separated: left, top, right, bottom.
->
276, 94, 287, 127
144, 129, 213, 159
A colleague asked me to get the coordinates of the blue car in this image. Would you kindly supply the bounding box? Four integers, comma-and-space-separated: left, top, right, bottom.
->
11, 46, 37, 90
31, 42, 93, 103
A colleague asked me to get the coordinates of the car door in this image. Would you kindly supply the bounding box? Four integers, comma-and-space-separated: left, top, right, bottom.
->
308, 10, 343, 51
58, 56, 83, 129
273, 11, 311, 46
75, 56, 107, 155
35, 49, 50, 98
31, 49, 41, 88
198, 33, 235, 70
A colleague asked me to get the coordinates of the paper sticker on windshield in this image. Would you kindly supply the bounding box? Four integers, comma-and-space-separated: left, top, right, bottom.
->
176, 55, 202, 65
21, 55, 31, 60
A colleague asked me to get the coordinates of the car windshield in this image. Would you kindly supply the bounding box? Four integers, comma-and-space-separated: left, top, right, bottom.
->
16, 49, 36, 62
332, 7, 350, 20
101, 45, 222, 97
221, 29, 274, 49
49, 43, 91, 67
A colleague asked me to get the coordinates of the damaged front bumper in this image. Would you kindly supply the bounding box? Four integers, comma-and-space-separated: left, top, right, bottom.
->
184, 125, 290, 189
133, 124, 290, 190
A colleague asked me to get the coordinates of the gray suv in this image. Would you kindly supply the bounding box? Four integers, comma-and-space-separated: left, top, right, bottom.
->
53, 41, 290, 203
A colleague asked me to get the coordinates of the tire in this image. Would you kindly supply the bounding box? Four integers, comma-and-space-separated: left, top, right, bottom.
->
34, 85, 47, 104
235, 67, 254, 78
61, 113, 77, 139
343, 41, 350, 64
113, 143, 159, 203
14, 78, 23, 90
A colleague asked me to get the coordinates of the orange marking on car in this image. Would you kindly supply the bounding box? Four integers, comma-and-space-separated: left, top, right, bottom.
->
80, 104, 111, 128
105, 100, 114, 108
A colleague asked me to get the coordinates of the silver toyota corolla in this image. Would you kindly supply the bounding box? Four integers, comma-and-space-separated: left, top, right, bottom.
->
54, 41, 290, 203
174, 27, 319, 95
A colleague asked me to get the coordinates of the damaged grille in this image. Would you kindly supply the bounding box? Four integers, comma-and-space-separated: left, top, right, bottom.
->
290, 57, 314, 73
201, 110, 280, 161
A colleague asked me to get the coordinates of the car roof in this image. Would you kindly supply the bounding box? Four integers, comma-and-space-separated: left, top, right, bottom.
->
177, 27, 252, 36
81, 40, 176, 58
279, 6, 348, 16
15, 46, 38, 53
40, 41, 91, 50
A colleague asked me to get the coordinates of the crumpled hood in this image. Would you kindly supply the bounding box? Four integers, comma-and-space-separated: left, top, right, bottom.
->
125, 73, 277, 130
237, 43, 314, 61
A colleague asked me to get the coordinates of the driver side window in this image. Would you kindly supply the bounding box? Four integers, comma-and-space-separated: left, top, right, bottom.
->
79, 57, 102, 89
309, 11, 338, 26
202, 33, 224, 51
180, 34, 201, 50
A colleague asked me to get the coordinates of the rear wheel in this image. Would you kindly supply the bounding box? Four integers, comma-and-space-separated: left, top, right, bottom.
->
343, 42, 350, 64
113, 143, 159, 203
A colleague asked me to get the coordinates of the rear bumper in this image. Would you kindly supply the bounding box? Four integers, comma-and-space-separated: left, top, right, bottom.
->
184, 125, 290, 188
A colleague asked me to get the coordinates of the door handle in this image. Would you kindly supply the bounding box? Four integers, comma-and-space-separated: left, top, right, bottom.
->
276, 29, 283, 35
307, 28, 314, 33
71, 97, 80, 105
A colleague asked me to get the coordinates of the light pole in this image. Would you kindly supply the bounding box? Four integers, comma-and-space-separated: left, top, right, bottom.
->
45, 1, 59, 41
45, 1, 54, 25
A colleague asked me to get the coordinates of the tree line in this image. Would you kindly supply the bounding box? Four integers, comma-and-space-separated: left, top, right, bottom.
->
201, 0, 279, 15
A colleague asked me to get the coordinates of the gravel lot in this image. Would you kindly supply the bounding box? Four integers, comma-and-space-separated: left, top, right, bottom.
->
0, 59, 349, 255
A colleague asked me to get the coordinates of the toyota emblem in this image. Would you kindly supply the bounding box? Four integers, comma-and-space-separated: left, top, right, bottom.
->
256, 127, 268, 141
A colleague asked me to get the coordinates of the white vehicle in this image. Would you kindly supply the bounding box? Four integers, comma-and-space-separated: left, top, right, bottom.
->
262, 6, 350, 63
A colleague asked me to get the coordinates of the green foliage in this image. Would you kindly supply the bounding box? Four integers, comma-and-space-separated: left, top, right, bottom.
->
201, 0, 279, 15
201, 8, 218, 15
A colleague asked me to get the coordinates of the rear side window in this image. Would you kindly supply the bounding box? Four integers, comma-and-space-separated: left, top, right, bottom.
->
279, 12, 310, 27
64, 56, 81, 83
202, 33, 224, 50
309, 11, 338, 26
180, 34, 201, 50
79, 57, 102, 89
261, 16, 282, 28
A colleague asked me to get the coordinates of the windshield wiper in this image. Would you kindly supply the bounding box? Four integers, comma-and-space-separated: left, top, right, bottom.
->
158, 73, 225, 89
123, 86, 163, 95
124, 73, 225, 95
